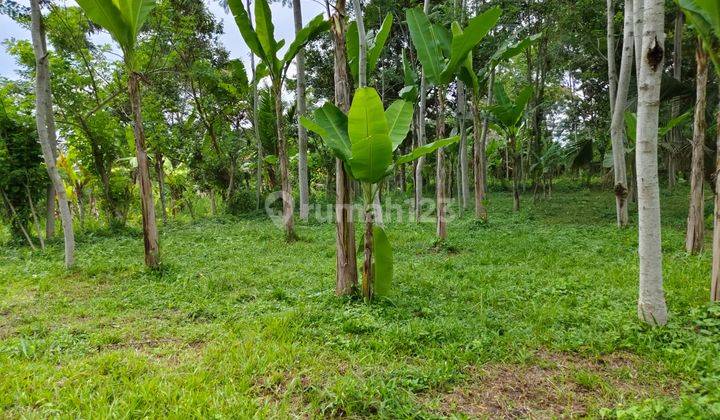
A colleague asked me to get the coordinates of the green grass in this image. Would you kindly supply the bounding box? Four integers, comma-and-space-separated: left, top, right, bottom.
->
1, 186, 719, 418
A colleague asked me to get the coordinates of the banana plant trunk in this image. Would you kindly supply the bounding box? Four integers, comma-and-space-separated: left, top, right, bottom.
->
458, 81, 469, 210
686, 42, 708, 254
510, 133, 520, 212
362, 184, 374, 301
128, 72, 160, 268
293, 0, 310, 222
712, 104, 720, 302
273, 85, 296, 241
332, 0, 358, 296
436, 87, 447, 240
30, 0, 75, 268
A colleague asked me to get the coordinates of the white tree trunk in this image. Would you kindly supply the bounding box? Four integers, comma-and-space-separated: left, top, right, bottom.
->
712, 102, 720, 302
635, 0, 668, 326
686, 42, 707, 254
633, 0, 644, 77
414, 0, 431, 222
30, 0, 75, 268
610, 0, 633, 228
607, 0, 618, 117
458, 80, 470, 210
293, 0, 310, 221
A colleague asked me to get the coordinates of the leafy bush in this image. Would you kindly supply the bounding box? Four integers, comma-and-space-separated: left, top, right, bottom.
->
225, 190, 256, 215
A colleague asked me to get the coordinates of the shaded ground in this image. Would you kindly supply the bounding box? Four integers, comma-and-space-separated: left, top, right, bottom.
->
1, 186, 719, 417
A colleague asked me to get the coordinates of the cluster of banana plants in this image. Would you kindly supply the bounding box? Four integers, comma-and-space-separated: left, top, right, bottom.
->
301, 89, 458, 301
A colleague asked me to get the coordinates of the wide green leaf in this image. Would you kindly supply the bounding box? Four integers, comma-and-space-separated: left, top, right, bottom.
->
367, 13, 393, 75
346, 20, 360, 82
227, 0, 267, 64
348, 88, 392, 183
406, 7, 444, 85
490, 33, 542, 68
385, 100, 414, 151
396, 136, 460, 165
677, 0, 720, 72
254, 0, 277, 60
373, 226, 393, 296
76, 0, 156, 53
659, 111, 692, 138
624, 112, 637, 143
282, 14, 330, 69
441, 6, 501, 82
300, 103, 352, 163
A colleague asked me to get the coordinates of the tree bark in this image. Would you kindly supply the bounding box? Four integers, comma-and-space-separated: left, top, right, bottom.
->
712, 101, 720, 302
635, 0, 668, 326
686, 42, 707, 254
610, 0, 634, 228
436, 87, 447, 240
362, 184, 374, 301
474, 70, 494, 219
331, 0, 358, 296
668, 11, 684, 189
293, 0, 310, 222
458, 80, 470, 211
156, 152, 168, 225
273, 86, 297, 241
510, 133, 520, 212
414, 0, 431, 221
128, 72, 160, 268
30, 0, 75, 268
607, 0, 618, 117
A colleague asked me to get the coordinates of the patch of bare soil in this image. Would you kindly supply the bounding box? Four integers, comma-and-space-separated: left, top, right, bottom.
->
426, 350, 678, 418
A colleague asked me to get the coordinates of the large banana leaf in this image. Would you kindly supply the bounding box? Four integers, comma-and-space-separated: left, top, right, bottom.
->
282, 14, 330, 69
347, 13, 393, 83
406, 7, 444, 85
489, 33, 542, 68
76, 0, 156, 53
677, 0, 720, 72
399, 50, 419, 101
385, 100, 415, 151
373, 226, 393, 296
396, 136, 460, 165
440, 6, 501, 82
367, 13, 393, 76
489, 83, 533, 129
451, 22, 479, 96
254, 0, 277, 61
348, 88, 392, 183
300, 103, 352, 163
227, 0, 267, 64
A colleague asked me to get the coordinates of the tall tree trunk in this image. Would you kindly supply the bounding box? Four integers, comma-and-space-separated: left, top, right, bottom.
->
436, 87, 448, 240
332, 0, 358, 296
607, 0, 618, 117
635, 0, 668, 326
712, 100, 720, 302
686, 42, 707, 254
156, 152, 168, 225
610, 0, 634, 228
458, 81, 469, 211
414, 0, 431, 221
293, 0, 310, 222
668, 11, 684, 189
273, 85, 297, 241
248, 0, 262, 211
474, 70, 494, 219
128, 72, 160, 268
633, 0, 644, 78
30, 0, 75, 268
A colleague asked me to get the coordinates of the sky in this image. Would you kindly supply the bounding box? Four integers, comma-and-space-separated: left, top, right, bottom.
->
0, 0, 327, 79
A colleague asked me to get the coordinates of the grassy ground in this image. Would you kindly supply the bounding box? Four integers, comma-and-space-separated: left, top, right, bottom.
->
1, 185, 719, 418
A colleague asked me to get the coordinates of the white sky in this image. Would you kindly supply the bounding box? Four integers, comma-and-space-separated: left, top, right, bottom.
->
0, 0, 327, 79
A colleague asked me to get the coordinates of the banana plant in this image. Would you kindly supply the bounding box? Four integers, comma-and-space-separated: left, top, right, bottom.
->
487, 82, 533, 212
301, 87, 458, 301
406, 5, 501, 240
228, 0, 329, 241
347, 13, 393, 86
76, 0, 161, 267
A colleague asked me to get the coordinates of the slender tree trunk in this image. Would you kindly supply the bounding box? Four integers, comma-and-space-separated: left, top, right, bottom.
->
362, 183, 374, 301
436, 87, 448, 240
458, 81, 470, 211
26, 183, 45, 250
712, 99, 720, 301
686, 42, 708, 254
30, 0, 74, 267
273, 85, 297, 241
414, 0, 431, 221
156, 152, 168, 225
511, 133, 520, 212
635, 0, 668, 326
2, 189, 36, 250
249, 0, 262, 211
472, 100, 487, 219
668, 11, 684, 189
610, 0, 634, 228
128, 72, 160, 268
633, 0, 644, 78
332, 0, 358, 296
293, 0, 310, 221
607, 0, 618, 118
